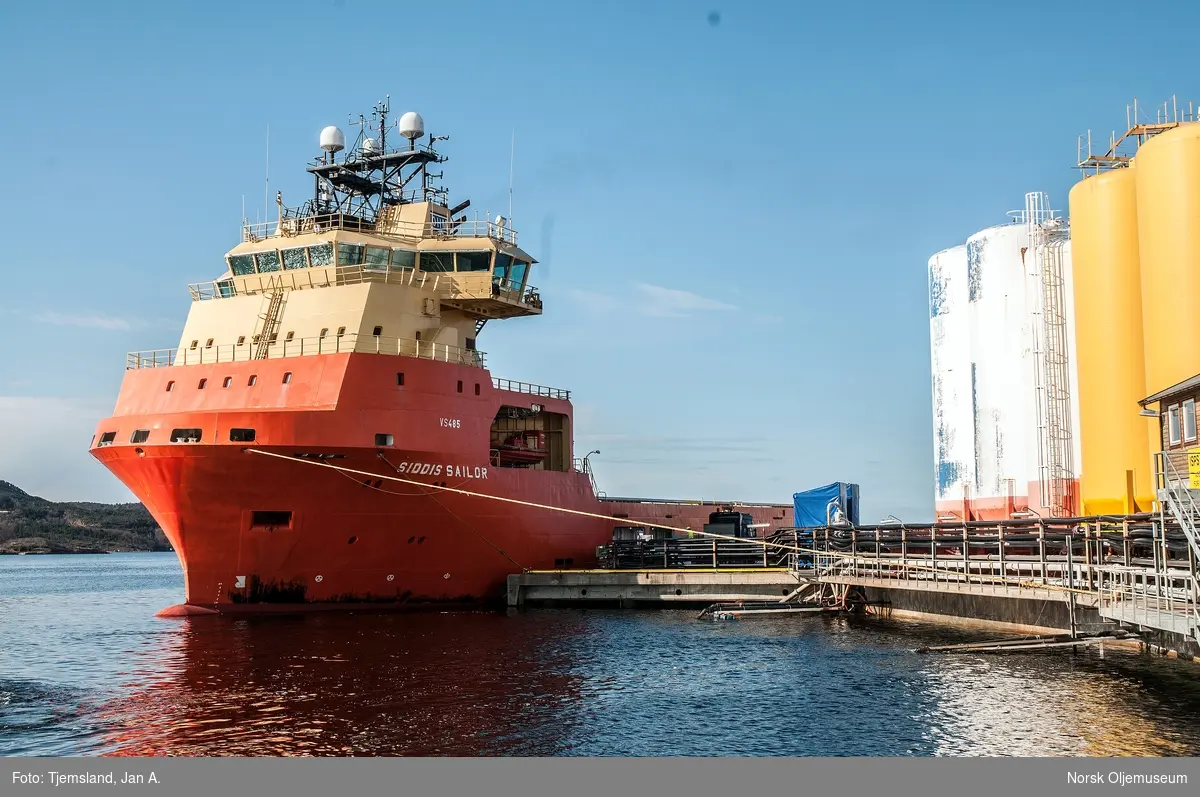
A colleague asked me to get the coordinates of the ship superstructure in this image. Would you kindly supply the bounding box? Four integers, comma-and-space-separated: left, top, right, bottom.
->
90, 102, 793, 611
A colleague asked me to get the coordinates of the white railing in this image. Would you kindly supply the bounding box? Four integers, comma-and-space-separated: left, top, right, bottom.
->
492, 378, 569, 400
241, 212, 518, 246
188, 266, 540, 311
127, 333, 485, 369
1098, 565, 1200, 639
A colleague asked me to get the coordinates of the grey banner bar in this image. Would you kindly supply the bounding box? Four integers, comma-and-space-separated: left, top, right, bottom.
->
4, 757, 1198, 797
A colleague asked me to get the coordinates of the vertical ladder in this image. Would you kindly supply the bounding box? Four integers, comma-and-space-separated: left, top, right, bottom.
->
252, 278, 287, 361
1026, 192, 1074, 517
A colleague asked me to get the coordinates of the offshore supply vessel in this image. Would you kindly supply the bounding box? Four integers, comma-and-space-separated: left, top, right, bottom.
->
89, 101, 793, 612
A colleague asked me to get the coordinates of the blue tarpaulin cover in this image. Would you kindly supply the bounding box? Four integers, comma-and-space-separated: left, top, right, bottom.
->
793, 483, 860, 528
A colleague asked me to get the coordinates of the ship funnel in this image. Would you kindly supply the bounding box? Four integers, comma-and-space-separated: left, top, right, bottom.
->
319, 126, 345, 153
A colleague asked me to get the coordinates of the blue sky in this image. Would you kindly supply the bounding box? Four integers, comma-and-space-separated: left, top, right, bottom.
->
0, 0, 1196, 520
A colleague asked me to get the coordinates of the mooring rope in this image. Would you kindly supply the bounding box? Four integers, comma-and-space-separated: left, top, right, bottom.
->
242, 447, 1098, 595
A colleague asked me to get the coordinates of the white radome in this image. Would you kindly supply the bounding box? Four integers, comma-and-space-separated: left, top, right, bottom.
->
398, 111, 425, 141
362, 137, 380, 155
319, 126, 345, 153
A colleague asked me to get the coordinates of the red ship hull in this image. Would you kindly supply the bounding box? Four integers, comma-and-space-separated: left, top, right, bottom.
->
91, 353, 793, 610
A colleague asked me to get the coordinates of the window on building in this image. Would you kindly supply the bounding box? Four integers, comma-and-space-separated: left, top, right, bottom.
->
228, 254, 256, 276
308, 243, 334, 267
391, 249, 416, 269
1185, 399, 1197, 443
420, 251, 454, 272
281, 247, 308, 270
255, 250, 282, 273
372, 326, 382, 336
230, 428, 256, 442
375, 433, 394, 447
1168, 404, 1182, 446
456, 251, 492, 272
130, 429, 150, 444
364, 246, 390, 269
337, 243, 365, 266
222, 376, 233, 388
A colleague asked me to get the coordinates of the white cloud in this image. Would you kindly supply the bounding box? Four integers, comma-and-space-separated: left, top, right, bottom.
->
565, 283, 738, 319
0, 396, 131, 503
34, 311, 135, 331
635, 283, 738, 317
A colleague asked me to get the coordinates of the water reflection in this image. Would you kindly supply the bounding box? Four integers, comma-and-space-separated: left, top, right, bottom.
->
96, 612, 586, 756
4, 555, 1200, 757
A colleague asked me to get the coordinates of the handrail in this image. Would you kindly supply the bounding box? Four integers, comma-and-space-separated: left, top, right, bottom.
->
188, 266, 540, 311
127, 333, 486, 369
242, 212, 519, 246
492, 378, 569, 400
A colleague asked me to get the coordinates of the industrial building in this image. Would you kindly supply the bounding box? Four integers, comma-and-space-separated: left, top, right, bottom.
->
929, 99, 1200, 521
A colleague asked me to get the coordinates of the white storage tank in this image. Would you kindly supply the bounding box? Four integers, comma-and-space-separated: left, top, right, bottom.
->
928, 245, 975, 514
966, 223, 1030, 516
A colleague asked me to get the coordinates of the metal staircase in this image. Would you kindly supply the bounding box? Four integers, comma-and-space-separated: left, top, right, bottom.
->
252, 278, 287, 360
1156, 452, 1200, 566
1026, 192, 1075, 517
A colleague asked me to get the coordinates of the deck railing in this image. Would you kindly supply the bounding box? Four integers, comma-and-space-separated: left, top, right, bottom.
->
492, 378, 570, 400
188, 266, 539, 310
126, 333, 485, 369
242, 212, 519, 246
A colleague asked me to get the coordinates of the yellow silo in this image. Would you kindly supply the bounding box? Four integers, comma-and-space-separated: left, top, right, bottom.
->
1069, 165, 1154, 514
1135, 122, 1200, 395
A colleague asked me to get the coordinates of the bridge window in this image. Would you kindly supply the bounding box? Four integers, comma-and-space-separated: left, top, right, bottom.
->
493, 253, 512, 281
170, 428, 203, 443
237, 335, 246, 345
420, 252, 454, 272
308, 243, 334, 267
1185, 399, 1197, 444
98, 432, 116, 446
337, 243, 365, 266
130, 429, 150, 444
364, 246, 390, 269
230, 428, 256, 442
320, 328, 329, 338
255, 250, 282, 273
205, 338, 214, 348
281, 247, 308, 270
509, 260, 529, 287
372, 326, 382, 336
228, 254, 255, 276
189, 340, 198, 350
465, 337, 476, 351
285, 331, 294, 342
217, 279, 236, 297
336, 326, 346, 338
392, 249, 416, 269
456, 251, 492, 272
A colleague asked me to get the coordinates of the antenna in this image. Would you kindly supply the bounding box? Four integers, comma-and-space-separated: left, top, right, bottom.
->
509, 128, 515, 222
264, 124, 270, 232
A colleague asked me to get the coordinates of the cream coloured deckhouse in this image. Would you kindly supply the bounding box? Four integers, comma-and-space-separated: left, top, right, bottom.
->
133, 103, 542, 371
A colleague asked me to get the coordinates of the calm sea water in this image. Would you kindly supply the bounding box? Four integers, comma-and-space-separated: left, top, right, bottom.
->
2, 553, 1200, 757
